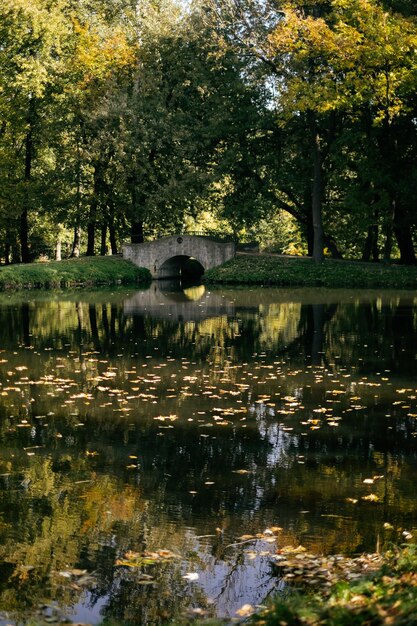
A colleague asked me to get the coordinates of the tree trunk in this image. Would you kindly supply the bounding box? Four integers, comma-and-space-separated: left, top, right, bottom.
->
55, 237, 62, 261
72, 134, 82, 259
383, 201, 395, 261
100, 224, 107, 256
12, 244, 21, 264
394, 225, 415, 264
86, 221, 96, 256
109, 222, 118, 254
304, 193, 314, 256
70, 225, 81, 258
383, 227, 393, 261
131, 220, 144, 244
21, 99, 35, 264
310, 118, 324, 263
4, 242, 10, 265
393, 205, 416, 264
87, 160, 106, 256
20, 210, 29, 263
372, 233, 379, 262
362, 219, 379, 262
324, 235, 343, 259
129, 178, 145, 243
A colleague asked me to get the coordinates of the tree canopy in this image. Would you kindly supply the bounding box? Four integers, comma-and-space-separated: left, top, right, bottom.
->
0, 0, 416, 263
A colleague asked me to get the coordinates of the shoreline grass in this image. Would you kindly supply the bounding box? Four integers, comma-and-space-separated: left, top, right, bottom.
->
250, 543, 417, 626
3, 254, 417, 292
204, 254, 417, 289
170, 544, 417, 626
0, 257, 151, 290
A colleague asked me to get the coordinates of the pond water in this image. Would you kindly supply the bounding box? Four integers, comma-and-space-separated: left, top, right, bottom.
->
0, 282, 416, 624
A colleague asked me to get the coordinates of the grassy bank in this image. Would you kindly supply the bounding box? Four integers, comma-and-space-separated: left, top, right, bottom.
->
0, 257, 151, 290
204, 254, 417, 289
250, 544, 417, 626
172, 544, 417, 626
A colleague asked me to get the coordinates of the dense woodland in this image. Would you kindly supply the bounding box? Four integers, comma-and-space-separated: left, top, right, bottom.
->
1, 0, 417, 264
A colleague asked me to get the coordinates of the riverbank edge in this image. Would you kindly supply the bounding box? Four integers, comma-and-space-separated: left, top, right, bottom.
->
0, 257, 151, 290
203, 254, 417, 289
2, 255, 417, 291
170, 543, 417, 626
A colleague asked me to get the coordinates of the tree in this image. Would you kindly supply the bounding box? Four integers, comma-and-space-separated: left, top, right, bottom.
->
0, 0, 72, 262
205, 0, 417, 263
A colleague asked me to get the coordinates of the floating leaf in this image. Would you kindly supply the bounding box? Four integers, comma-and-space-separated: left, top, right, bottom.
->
362, 494, 380, 502
236, 604, 255, 617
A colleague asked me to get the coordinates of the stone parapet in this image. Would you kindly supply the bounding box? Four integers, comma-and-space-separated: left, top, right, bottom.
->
122, 235, 235, 278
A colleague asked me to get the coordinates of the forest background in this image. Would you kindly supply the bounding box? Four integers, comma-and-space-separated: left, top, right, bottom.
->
1, 0, 417, 266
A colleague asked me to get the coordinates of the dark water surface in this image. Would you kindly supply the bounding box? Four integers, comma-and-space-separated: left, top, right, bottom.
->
0, 283, 416, 624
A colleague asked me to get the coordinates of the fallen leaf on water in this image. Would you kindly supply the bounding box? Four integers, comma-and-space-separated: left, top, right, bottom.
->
278, 545, 307, 554
154, 415, 178, 422
236, 604, 255, 617
238, 534, 254, 540
362, 494, 380, 502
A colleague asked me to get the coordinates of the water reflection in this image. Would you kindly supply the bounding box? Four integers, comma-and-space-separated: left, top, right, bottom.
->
0, 285, 416, 623
124, 281, 234, 321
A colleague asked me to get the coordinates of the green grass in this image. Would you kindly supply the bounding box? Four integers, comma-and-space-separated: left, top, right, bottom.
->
204, 254, 417, 289
0, 257, 151, 290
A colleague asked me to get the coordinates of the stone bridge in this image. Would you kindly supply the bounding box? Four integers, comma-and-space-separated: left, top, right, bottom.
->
122, 235, 235, 279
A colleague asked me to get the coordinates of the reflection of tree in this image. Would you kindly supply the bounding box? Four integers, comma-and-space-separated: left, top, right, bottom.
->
0, 452, 209, 623
0, 291, 416, 620
0, 295, 416, 378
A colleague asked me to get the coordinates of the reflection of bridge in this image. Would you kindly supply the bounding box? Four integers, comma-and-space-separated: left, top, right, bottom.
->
122, 235, 235, 278
123, 282, 235, 321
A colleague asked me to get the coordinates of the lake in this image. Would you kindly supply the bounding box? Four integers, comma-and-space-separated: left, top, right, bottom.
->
0, 283, 416, 624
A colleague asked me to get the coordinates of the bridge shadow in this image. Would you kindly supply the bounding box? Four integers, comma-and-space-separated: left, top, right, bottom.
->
158, 255, 204, 279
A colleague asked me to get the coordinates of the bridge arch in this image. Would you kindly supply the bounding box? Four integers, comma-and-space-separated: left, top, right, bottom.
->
157, 254, 205, 279
122, 235, 235, 279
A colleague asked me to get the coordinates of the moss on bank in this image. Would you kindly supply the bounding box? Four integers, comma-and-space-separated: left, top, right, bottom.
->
204, 254, 417, 289
0, 257, 151, 290
171, 544, 417, 626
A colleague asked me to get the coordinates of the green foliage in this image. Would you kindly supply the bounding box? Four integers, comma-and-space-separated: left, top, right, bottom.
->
1, 0, 417, 264
204, 254, 417, 288
0, 257, 151, 290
